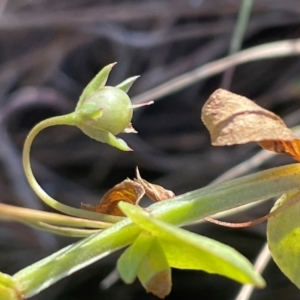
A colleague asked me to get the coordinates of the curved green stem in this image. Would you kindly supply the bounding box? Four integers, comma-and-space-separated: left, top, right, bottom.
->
22, 114, 122, 224
0, 203, 108, 229
221, 0, 253, 88
22, 221, 101, 238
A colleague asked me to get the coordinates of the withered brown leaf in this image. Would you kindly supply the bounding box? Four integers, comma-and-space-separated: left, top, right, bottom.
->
258, 140, 300, 161
145, 270, 172, 299
202, 89, 300, 161
81, 179, 145, 216
135, 167, 175, 202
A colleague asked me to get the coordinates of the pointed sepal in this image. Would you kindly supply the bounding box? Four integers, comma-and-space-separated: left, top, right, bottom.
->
76, 62, 116, 108
116, 76, 140, 93
79, 124, 132, 151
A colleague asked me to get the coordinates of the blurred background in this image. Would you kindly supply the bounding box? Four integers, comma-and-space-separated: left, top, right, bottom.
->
1, 1, 300, 299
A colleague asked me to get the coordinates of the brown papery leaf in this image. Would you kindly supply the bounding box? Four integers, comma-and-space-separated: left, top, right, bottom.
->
135, 167, 175, 202
81, 179, 145, 216
145, 270, 172, 299
201, 88, 300, 161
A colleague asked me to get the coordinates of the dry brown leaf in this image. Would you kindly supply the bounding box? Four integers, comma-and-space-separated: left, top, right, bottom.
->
145, 270, 172, 299
135, 167, 175, 202
201, 88, 300, 161
258, 140, 300, 161
81, 179, 145, 216
81, 169, 175, 216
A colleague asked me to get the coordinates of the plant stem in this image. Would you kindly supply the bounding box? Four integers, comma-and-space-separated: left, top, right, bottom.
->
14, 218, 139, 298
0, 203, 108, 229
22, 221, 100, 237
22, 114, 122, 224
221, 0, 253, 88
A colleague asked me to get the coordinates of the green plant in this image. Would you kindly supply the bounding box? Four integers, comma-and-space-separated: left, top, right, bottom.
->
1, 63, 300, 299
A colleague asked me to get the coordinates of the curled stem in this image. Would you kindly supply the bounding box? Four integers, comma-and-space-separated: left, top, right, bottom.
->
22, 114, 122, 224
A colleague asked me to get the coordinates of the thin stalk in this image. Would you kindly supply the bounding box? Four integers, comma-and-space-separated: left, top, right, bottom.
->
21, 221, 100, 238
235, 243, 270, 300
221, 0, 254, 88
228, 0, 253, 56
22, 114, 122, 224
0, 204, 109, 229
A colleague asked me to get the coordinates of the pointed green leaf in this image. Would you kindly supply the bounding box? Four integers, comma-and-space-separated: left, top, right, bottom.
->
116, 76, 140, 93
117, 232, 154, 283
119, 202, 265, 287
79, 125, 132, 151
137, 238, 172, 299
267, 191, 300, 288
76, 63, 116, 108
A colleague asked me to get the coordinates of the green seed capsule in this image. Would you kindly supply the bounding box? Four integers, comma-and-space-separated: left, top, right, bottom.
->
78, 86, 133, 135
71, 64, 141, 151
70, 63, 145, 151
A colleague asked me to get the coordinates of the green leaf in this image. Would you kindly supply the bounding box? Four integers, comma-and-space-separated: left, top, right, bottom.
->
137, 238, 172, 299
116, 76, 140, 93
267, 191, 300, 288
0, 273, 20, 300
119, 202, 265, 287
13, 164, 300, 298
118, 231, 171, 298
76, 62, 116, 108
117, 232, 154, 284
